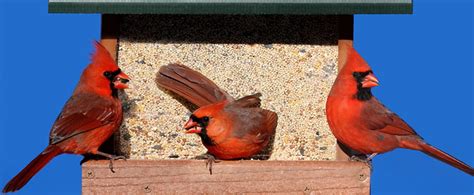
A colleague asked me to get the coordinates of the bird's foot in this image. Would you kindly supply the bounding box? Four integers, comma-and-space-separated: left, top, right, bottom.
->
349, 153, 377, 172
366, 153, 377, 161
349, 155, 367, 162
195, 154, 220, 175
365, 153, 377, 172
107, 155, 126, 173
96, 151, 127, 173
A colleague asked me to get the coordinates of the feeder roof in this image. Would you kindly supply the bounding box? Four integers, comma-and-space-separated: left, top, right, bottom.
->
48, 0, 412, 14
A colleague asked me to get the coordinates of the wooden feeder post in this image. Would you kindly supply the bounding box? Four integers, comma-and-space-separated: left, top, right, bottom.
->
336, 14, 353, 160
99, 14, 120, 61
49, 1, 412, 194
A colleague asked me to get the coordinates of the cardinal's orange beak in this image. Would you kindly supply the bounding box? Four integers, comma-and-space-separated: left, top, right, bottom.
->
184, 118, 202, 134
362, 73, 379, 88
113, 71, 130, 89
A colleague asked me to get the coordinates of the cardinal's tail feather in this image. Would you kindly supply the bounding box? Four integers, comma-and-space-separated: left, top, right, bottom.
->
156, 63, 233, 107
418, 142, 474, 176
2, 145, 61, 192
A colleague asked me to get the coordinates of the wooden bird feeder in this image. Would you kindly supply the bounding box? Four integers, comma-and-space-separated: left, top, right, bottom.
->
48, 1, 412, 194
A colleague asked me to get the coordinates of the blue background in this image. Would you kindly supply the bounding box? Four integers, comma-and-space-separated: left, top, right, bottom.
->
0, 0, 472, 194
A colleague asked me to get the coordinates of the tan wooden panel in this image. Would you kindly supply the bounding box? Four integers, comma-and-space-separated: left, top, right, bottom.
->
98, 14, 121, 157
335, 15, 354, 161
82, 160, 370, 194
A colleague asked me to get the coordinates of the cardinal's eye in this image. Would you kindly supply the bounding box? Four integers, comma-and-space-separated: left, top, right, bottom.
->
352, 72, 361, 78
202, 117, 210, 122
104, 71, 112, 77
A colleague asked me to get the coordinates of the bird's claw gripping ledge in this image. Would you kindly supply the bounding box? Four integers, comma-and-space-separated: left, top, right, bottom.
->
107, 155, 126, 173
196, 154, 220, 175
349, 154, 376, 172
96, 151, 127, 173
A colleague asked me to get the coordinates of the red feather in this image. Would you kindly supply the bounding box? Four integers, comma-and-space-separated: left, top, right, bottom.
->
3, 42, 129, 192
156, 63, 277, 160
326, 46, 473, 175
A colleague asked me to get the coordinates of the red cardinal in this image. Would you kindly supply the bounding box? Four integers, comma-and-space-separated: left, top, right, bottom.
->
2, 42, 130, 193
156, 63, 277, 173
326, 46, 473, 175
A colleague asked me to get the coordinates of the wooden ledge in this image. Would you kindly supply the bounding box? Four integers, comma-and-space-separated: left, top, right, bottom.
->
82, 160, 370, 194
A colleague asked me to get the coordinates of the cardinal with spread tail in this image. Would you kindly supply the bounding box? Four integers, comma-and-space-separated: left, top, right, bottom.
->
326, 45, 473, 175
3, 42, 130, 193
156, 63, 277, 174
